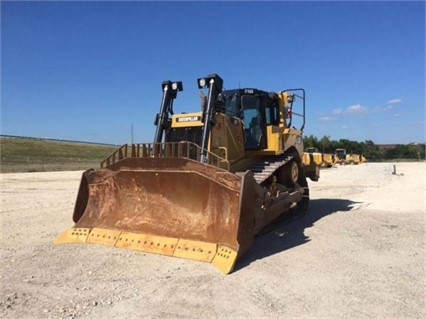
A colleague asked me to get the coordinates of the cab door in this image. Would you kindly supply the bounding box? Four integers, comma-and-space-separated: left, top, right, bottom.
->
242, 95, 267, 150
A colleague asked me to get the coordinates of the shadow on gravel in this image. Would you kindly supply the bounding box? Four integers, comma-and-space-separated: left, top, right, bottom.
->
234, 198, 361, 272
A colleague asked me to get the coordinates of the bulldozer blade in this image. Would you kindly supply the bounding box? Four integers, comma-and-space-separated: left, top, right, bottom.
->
86, 228, 121, 246
212, 245, 239, 274
55, 157, 260, 274
116, 232, 178, 256
54, 228, 90, 244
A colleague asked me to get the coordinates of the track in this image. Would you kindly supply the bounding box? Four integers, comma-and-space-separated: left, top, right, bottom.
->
248, 155, 294, 184
245, 154, 309, 237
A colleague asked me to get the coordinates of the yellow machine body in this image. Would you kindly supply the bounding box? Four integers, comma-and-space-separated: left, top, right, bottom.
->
55, 75, 319, 274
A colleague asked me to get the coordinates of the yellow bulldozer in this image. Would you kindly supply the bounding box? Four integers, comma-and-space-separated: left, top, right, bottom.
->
334, 148, 347, 164
334, 149, 366, 165
303, 147, 332, 168
322, 153, 336, 167
346, 153, 367, 164
55, 74, 320, 274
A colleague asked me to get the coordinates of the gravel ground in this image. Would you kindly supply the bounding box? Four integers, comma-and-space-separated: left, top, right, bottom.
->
1, 162, 425, 319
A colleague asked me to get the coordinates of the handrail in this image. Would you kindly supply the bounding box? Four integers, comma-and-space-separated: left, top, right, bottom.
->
100, 141, 229, 170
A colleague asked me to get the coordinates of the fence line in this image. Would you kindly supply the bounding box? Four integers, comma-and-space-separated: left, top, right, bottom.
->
0, 134, 119, 147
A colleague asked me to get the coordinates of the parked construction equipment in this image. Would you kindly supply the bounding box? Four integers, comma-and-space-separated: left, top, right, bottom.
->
322, 153, 335, 167
346, 153, 367, 164
304, 147, 332, 168
55, 74, 319, 274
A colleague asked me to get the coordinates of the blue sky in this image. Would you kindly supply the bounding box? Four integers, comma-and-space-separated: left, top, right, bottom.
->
1, 1, 425, 145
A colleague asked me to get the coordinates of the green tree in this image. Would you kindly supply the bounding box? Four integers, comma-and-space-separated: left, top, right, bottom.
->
384, 145, 413, 159
408, 143, 425, 161
362, 140, 382, 160
385, 143, 426, 160
319, 136, 332, 153
330, 140, 340, 152
303, 135, 319, 150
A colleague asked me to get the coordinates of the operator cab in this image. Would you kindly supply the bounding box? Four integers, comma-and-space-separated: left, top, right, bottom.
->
220, 89, 279, 150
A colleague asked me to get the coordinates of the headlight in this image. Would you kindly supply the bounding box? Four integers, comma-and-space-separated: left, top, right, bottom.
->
197, 74, 223, 91
198, 78, 206, 88
162, 80, 182, 92
171, 81, 183, 91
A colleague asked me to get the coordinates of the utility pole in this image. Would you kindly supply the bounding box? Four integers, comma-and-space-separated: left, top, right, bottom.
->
131, 123, 134, 144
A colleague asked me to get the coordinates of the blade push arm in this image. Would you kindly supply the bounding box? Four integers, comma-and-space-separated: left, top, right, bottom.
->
153, 81, 183, 143
197, 74, 223, 163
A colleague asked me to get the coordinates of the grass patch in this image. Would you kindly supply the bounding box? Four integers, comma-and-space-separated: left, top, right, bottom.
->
1, 137, 119, 173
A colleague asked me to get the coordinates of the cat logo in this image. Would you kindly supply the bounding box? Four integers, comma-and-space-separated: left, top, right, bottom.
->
177, 116, 201, 122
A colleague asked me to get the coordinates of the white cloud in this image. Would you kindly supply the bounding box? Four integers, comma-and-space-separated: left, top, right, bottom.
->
387, 98, 402, 104
373, 105, 393, 112
341, 125, 349, 129
332, 108, 344, 115
318, 116, 336, 122
325, 100, 394, 122
346, 104, 368, 115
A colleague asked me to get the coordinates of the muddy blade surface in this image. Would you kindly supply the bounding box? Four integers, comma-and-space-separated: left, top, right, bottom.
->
55, 158, 258, 274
